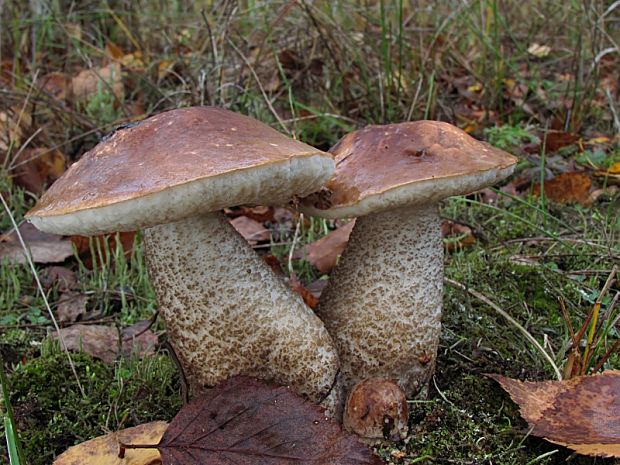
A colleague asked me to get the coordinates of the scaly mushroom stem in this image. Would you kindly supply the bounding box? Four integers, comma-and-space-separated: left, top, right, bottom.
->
317, 203, 443, 397
143, 211, 341, 407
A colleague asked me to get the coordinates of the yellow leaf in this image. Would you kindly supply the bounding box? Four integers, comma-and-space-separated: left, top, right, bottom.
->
106, 42, 125, 60
53, 421, 167, 465
607, 162, 620, 174
527, 43, 551, 58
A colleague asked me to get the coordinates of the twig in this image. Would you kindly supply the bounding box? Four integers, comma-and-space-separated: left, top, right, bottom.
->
164, 341, 189, 404
0, 193, 85, 397
288, 213, 302, 275
444, 277, 562, 380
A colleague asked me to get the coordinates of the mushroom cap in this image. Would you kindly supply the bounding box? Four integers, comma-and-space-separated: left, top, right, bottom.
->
343, 378, 409, 441
301, 120, 517, 218
26, 107, 334, 235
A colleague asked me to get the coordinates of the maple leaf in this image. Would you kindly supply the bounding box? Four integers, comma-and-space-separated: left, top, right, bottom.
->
123, 376, 384, 465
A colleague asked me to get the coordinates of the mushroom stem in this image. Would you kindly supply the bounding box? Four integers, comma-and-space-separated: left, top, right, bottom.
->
142, 211, 340, 406
317, 203, 443, 397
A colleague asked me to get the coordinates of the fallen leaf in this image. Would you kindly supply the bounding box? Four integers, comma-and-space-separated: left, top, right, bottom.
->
71, 231, 136, 269
441, 220, 476, 252
54, 421, 167, 465
531, 172, 592, 206
527, 43, 551, 58
593, 162, 620, 186
72, 63, 123, 101
8, 147, 66, 195
544, 130, 579, 153
105, 41, 125, 60
0, 222, 73, 264
38, 72, 71, 101
262, 254, 284, 275
40, 266, 78, 292
56, 292, 89, 323
53, 324, 119, 363
230, 216, 271, 245
122, 320, 158, 358
304, 220, 355, 273
289, 273, 319, 309
0, 107, 30, 151
140, 376, 383, 464
489, 371, 620, 457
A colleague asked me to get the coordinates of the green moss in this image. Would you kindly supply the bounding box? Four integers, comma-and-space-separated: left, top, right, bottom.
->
8, 346, 181, 465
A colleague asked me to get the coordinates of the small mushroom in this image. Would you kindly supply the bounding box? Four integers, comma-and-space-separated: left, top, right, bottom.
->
343, 378, 409, 441
26, 107, 341, 406
302, 121, 517, 400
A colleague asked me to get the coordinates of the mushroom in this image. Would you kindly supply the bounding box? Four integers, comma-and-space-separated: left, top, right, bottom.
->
302, 120, 518, 399
26, 106, 341, 406
343, 378, 409, 441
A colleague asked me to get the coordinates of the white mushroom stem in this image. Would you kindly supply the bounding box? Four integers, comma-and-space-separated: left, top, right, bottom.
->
142, 211, 341, 407
317, 203, 443, 397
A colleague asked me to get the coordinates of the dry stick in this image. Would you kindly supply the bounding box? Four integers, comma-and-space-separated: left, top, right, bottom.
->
226, 37, 290, 135
444, 277, 562, 380
0, 193, 85, 397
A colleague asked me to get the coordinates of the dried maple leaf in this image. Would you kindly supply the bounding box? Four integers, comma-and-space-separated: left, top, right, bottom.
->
54, 421, 167, 465
489, 371, 620, 457
123, 376, 384, 465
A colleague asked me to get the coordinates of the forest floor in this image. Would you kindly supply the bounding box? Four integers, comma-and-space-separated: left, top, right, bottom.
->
0, 2, 619, 464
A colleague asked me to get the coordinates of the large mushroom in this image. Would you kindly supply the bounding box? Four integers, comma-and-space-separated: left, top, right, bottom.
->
302, 120, 518, 399
26, 106, 341, 406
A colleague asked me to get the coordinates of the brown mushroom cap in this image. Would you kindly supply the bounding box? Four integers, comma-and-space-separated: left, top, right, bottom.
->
343, 378, 409, 441
302, 120, 517, 218
27, 107, 334, 235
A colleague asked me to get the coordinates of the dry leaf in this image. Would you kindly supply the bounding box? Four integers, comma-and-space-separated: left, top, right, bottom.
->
53, 421, 167, 465
56, 292, 89, 323
72, 63, 123, 101
9, 147, 66, 195
441, 220, 476, 252
71, 231, 136, 269
38, 72, 71, 101
0, 108, 30, 151
53, 324, 119, 363
527, 43, 551, 58
40, 266, 78, 292
304, 220, 355, 273
230, 216, 271, 244
0, 223, 73, 264
122, 321, 158, 358
147, 376, 383, 464
593, 162, 620, 185
531, 172, 592, 206
489, 371, 620, 457
289, 273, 319, 309
544, 130, 579, 153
